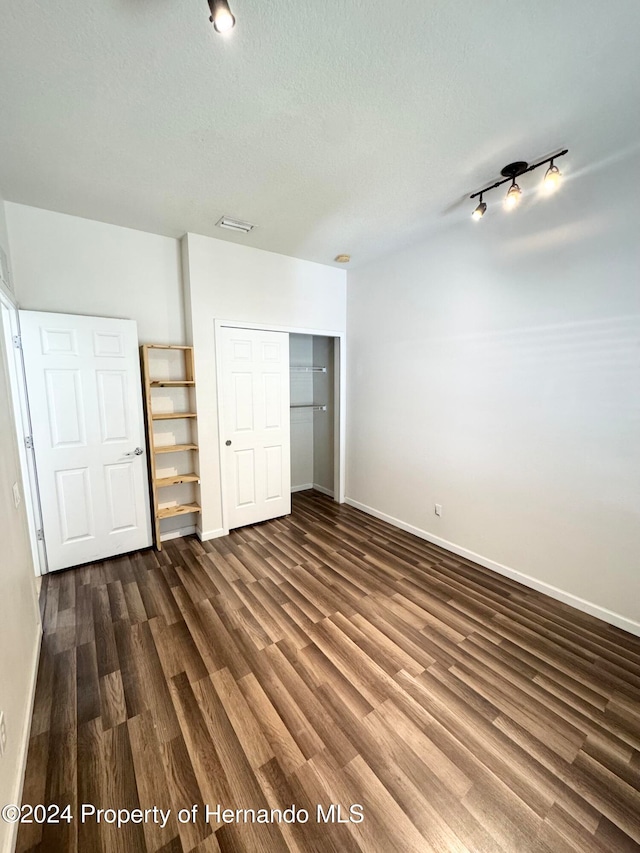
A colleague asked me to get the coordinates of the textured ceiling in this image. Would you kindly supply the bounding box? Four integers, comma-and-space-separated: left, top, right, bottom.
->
0, 1, 639, 267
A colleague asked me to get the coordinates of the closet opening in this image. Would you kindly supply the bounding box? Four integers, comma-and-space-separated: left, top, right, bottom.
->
215, 319, 345, 534
290, 333, 337, 499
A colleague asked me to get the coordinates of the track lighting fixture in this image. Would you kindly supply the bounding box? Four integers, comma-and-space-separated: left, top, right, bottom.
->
208, 0, 235, 33
471, 196, 487, 221
469, 150, 568, 220
504, 179, 522, 211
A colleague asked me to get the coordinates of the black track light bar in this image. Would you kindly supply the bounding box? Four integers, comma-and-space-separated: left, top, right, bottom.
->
470, 150, 568, 200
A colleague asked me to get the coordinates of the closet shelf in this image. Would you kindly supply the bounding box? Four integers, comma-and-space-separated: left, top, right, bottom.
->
146, 345, 192, 351
290, 365, 327, 373
141, 343, 199, 551
155, 473, 200, 488
157, 502, 201, 520
291, 404, 327, 412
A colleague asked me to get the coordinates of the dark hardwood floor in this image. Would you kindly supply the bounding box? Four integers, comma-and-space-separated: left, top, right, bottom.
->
16, 491, 640, 852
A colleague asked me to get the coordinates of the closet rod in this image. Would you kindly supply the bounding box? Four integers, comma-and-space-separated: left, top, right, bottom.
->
290, 366, 327, 373
290, 404, 327, 412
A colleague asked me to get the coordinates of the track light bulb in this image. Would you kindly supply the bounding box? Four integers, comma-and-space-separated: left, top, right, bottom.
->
472, 199, 487, 221
504, 181, 522, 210
543, 162, 561, 193
208, 0, 235, 33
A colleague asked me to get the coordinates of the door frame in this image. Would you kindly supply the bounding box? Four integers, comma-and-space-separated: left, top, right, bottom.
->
214, 319, 346, 534
0, 290, 47, 575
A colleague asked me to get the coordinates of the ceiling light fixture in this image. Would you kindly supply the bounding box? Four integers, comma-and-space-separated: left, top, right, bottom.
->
216, 216, 254, 233
469, 149, 568, 220
471, 195, 487, 221
334, 254, 351, 263
208, 0, 236, 33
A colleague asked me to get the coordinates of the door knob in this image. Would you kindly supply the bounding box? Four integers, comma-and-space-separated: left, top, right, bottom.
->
225, 440, 232, 446
125, 447, 144, 456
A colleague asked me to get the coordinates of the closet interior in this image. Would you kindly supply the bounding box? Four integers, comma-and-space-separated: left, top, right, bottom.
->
290, 333, 335, 497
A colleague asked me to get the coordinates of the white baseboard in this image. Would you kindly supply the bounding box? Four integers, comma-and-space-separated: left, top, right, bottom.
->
291, 483, 335, 498
160, 525, 196, 542
312, 483, 335, 498
7, 624, 42, 853
197, 527, 227, 542
345, 497, 640, 638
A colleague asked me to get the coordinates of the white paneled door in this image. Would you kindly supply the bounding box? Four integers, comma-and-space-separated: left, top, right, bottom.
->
20, 311, 152, 571
220, 327, 291, 530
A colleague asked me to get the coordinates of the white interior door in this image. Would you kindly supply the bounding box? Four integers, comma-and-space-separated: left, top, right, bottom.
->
220, 327, 291, 530
20, 311, 152, 571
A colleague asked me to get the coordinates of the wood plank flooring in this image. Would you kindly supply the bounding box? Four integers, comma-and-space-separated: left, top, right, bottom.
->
16, 491, 640, 852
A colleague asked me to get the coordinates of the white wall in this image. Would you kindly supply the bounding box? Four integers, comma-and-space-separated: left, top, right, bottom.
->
182, 233, 346, 536
5, 203, 185, 345
5, 203, 189, 535
0, 197, 41, 853
347, 156, 640, 633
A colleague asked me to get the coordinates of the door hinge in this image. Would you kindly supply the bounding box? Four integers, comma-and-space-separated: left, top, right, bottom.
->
36, 529, 44, 541
25, 435, 34, 450
12, 334, 22, 349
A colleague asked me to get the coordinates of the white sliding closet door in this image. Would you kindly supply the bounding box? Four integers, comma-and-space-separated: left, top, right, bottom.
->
20, 311, 152, 571
220, 327, 291, 530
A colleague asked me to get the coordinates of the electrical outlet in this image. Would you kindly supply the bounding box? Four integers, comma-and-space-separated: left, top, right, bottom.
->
12, 481, 21, 508
0, 711, 6, 756
434, 504, 442, 517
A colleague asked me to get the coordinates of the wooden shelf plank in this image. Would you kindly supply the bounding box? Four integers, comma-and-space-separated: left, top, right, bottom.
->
150, 380, 195, 387
154, 444, 198, 454
151, 412, 197, 420
155, 473, 200, 488
157, 502, 201, 519
146, 345, 192, 350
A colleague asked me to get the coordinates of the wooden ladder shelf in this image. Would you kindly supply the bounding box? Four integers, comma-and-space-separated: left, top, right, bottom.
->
140, 344, 201, 550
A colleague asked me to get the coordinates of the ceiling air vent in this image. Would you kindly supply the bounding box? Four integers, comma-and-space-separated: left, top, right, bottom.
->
216, 216, 255, 234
